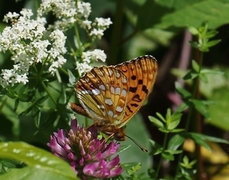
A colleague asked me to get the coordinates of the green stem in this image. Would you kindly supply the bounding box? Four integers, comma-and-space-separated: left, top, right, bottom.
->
108, 0, 124, 65
156, 132, 169, 178
41, 81, 56, 105
74, 23, 82, 56
175, 50, 204, 177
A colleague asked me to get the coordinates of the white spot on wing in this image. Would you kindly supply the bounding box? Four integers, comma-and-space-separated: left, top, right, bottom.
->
122, 76, 127, 83
110, 86, 115, 94
115, 71, 121, 78
98, 105, 105, 110
115, 87, 121, 94
99, 84, 105, 91
108, 68, 113, 76
105, 98, 113, 106
121, 89, 127, 96
113, 114, 118, 118
108, 110, 114, 117
116, 106, 123, 112
92, 88, 100, 95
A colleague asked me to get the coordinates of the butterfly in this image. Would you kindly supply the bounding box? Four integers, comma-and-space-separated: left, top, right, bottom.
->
71, 55, 158, 144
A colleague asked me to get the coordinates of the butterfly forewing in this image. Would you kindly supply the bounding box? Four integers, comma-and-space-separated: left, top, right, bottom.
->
76, 66, 129, 125
73, 55, 158, 141
115, 55, 158, 127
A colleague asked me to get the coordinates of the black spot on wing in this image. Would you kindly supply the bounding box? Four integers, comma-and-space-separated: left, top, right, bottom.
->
126, 105, 133, 113
131, 75, 136, 80
132, 94, 142, 102
129, 86, 137, 93
138, 79, 143, 84
142, 85, 148, 94
130, 103, 138, 107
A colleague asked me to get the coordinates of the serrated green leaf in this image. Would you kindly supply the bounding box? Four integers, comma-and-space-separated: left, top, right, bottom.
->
156, 0, 229, 29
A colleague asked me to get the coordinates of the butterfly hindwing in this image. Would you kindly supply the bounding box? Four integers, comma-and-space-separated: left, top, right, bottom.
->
75, 66, 129, 125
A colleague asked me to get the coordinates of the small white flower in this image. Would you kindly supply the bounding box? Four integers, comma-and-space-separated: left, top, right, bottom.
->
95, 17, 112, 27
3, 12, 19, 23
89, 29, 104, 38
77, 1, 91, 19
76, 62, 93, 76
15, 73, 28, 84
80, 20, 92, 29
82, 49, 107, 63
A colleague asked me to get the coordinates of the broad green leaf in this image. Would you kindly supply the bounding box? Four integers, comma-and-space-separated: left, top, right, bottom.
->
136, 0, 170, 30
0, 167, 77, 180
168, 134, 185, 150
208, 86, 229, 131
119, 114, 151, 173
156, 0, 229, 29
0, 142, 76, 180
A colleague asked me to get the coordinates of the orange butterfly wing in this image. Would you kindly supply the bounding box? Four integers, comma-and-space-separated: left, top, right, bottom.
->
73, 55, 158, 140
75, 66, 128, 125
115, 55, 158, 127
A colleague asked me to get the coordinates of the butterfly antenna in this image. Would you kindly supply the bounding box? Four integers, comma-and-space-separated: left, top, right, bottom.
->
125, 134, 148, 152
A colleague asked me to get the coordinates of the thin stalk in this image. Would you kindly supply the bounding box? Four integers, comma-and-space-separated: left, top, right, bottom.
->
74, 23, 83, 55
41, 81, 56, 105
175, 51, 204, 176
156, 132, 169, 178
108, 0, 124, 65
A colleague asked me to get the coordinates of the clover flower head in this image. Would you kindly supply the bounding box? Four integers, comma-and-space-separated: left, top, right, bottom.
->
47, 119, 123, 179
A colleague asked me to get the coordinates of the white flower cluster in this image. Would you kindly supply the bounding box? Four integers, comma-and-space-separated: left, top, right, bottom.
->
0, 0, 112, 88
76, 2, 112, 39
0, 8, 67, 88
77, 49, 107, 76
